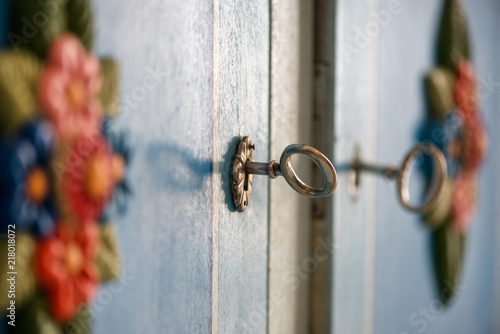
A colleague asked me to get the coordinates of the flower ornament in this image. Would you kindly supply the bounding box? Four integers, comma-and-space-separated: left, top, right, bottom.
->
0, 0, 129, 329
451, 172, 477, 232
460, 111, 488, 171
101, 119, 132, 220
35, 223, 100, 322
0, 121, 58, 236
426, 113, 464, 178
448, 59, 487, 233
423, 0, 489, 304
56, 134, 115, 223
453, 59, 488, 172
454, 59, 478, 117
38, 33, 103, 140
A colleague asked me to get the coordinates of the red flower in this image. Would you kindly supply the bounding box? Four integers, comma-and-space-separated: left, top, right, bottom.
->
35, 223, 100, 322
452, 59, 488, 172
454, 59, 478, 118
449, 59, 487, 232
39, 33, 103, 139
451, 172, 477, 233
462, 114, 488, 171
57, 135, 115, 222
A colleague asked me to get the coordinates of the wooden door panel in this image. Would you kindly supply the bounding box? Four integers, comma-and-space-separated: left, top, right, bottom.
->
217, 1, 269, 333
92, 1, 214, 333
90, 0, 270, 333
94, 0, 213, 333
330, 1, 378, 333
0, 0, 271, 332
329, 0, 500, 333
375, 1, 500, 333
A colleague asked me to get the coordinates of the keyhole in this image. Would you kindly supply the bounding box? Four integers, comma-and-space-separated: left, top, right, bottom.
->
348, 145, 362, 201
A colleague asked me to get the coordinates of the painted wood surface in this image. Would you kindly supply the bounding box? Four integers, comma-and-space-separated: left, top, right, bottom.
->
217, 0, 269, 333
91, 1, 214, 332
269, 0, 313, 333
374, 1, 500, 333
0, 0, 271, 332
330, 1, 378, 333
89, 1, 270, 333
330, 1, 500, 333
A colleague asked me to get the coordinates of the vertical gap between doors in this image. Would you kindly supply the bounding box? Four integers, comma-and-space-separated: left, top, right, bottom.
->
310, 0, 336, 333
266, 0, 272, 333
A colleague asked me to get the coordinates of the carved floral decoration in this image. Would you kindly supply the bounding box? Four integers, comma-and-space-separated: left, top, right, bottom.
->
423, 0, 487, 304
39, 34, 104, 140
0, 0, 130, 332
36, 223, 100, 323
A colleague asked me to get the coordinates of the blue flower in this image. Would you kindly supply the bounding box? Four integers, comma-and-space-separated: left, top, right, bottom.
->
101, 119, 132, 221
0, 121, 58, 236
422, 112, 464, 178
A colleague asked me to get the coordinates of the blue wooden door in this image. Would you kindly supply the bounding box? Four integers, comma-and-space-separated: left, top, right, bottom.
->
90, 1, 270, 333
0, 0, 316, 333
329, 0, 500, 333
0, 0, 270, 332
374, 1, 500, 333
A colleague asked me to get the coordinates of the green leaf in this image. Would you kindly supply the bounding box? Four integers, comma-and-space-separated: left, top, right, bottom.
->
63, 305, 92, 334
433, 219, 466, 304
65, 0, 95, 51
0, 50, 43, 136
10, 292, 92, 334
438, 0, 471, 70
95, 223, 122, 282
0, 233, 37, 311
10, 293, 93, 334
423, 178, 453, 228
10, 0, 68, 58
425, 67, 455, 119
9, 292, 63, 334
100, 59, 121, 118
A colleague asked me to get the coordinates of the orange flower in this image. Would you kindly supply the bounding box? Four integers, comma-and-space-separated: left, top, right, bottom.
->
39, 33, 103, 139
35, 223, 100, 322
57, 135, 115, 222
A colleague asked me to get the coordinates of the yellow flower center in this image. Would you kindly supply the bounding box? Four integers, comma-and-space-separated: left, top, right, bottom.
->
26, 168, 49, 203
64, 242, 84, 276
84, 155, 111, 201
68, 80, 86, 111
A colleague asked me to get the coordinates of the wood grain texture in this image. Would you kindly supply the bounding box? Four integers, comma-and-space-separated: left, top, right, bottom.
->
375, 1, 500, 333
269, 0, 314, 333
91, 1, 214, 333
217, 1, 270, 333
0, 0, 271, 332
90, 0, 271, 333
